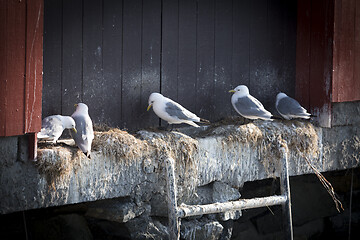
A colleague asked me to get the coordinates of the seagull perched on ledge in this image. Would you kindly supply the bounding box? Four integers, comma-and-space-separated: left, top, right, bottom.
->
37, 115, 77, 143
71, 103, 94, 158
147, 92, 210, 128
229, 85, 273, 121
276, 92, 312, 120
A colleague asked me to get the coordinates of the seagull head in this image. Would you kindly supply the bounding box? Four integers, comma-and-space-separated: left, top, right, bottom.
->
74, 103, 89, 113
147, 93, 164, 111
276, 92, 287, 104
229, 85, 250, 97
63, 116, 77, 133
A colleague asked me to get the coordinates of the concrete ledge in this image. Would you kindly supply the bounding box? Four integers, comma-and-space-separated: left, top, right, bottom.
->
0, 120, 359, 214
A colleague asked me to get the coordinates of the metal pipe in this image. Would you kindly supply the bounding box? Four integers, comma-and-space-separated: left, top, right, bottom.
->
177, 195, 287, 218
279, 144, 294, 240
165, 157, 180, 240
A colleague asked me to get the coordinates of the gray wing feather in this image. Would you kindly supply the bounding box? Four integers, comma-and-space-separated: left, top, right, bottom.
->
39, 116, 64, 139
71, 114, 93, 153
234, 97, 270, 118
165, 102, 195, 121
277, 97, 307, 115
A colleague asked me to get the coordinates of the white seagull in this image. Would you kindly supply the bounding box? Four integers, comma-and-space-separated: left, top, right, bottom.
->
147, 92, 209, 128
229, 85, 273, 121
37, 115, 77, 143
71, 103, 94, 158
276, 92, 312, 120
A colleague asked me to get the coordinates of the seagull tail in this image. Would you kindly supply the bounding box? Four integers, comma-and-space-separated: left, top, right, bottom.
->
199, 118, 211, 124
37, 132, 49, 139
186, 121, 200, 128
83, 151, 91, 159
270, 116, 282, 120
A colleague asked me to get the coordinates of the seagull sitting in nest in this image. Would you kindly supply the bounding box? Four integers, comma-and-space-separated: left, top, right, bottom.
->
71, 103, 94, 158
276, 92, 313, 120
147, 92, 210, 128
229, 85, 273, 121
37, 115, 77, 143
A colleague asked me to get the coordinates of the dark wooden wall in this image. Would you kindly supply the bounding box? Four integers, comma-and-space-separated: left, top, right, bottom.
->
43, 0, 297, 130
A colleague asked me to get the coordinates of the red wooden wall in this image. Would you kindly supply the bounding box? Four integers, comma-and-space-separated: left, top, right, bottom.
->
296, 0, 334, 127
0, 0, 43, 137
333, 0, 360, 102
296, 0, 360, 127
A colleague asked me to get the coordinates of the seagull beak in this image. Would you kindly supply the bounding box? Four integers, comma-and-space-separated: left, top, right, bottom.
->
74, 104, 78, 108
229, 90, 236, 93
72, 128, 77, 133
147, 104, 152, 111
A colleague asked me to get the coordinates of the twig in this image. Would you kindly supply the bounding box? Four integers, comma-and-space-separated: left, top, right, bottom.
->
304, 157, 344, 212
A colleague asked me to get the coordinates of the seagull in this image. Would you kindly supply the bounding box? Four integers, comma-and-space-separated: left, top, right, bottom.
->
71, 103, 94, 158
147, 92, 210, 128
229, 85, 273, 121
276, 92, 312, 120
37, 115, 77, 143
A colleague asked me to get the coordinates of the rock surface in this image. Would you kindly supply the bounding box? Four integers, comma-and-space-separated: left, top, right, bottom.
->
0, 121, 359, 215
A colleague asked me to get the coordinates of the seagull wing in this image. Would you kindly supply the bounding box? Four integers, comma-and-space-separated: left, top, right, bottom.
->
71, 114, 94, 154
277, 96, 308, 116
234, 95, 271, 118
38, 115, 64, 140
165, 101, 198, 121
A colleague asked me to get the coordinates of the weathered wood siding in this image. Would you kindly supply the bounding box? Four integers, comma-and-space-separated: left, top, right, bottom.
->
0, 0, 43, 137
43, 0, 297, 130
332, 0, 360, 102
295, 0, 334, 127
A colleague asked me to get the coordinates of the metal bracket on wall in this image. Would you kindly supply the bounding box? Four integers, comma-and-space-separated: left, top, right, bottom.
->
164, 143, 293, 240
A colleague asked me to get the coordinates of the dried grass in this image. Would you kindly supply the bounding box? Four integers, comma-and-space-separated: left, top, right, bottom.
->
35, 120, 343, 209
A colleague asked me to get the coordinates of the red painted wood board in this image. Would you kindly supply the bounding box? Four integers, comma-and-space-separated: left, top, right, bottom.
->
354, 0, 360, 101
25, 0, 43, 134
0, 0, 7, 136
332, 0, 360, 102
296, 0, 334, 127
0, 0, 43, 137
0, 0, 27, 136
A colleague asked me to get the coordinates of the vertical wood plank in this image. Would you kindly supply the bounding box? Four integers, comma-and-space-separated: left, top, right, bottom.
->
232, 0, 250, 88
309, 0, 334, 127
266, 0, 284, 114
42, 0, 62, 118
4, 0, 27, 136
103, 0, 123, 127
178, 0, 197, 113
295, 0, 311, 110
141, 0, 162, 128
62, 0, 83, 116
333, 0, 359, 102
161, 0, 179, 100
214, 0, 233, 119
83, 0, 103, 124
0, 0, 8, 136
28, 133, 37, 160
353, 0, 360, 101
196, 0, 215, 120
25, 0, 44, 133
122, 0, 142, 129
283, 0, 297, 99
249, 0, 269, 110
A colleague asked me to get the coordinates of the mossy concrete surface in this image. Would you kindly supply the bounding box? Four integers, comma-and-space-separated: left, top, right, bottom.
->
1, 117, 359, 214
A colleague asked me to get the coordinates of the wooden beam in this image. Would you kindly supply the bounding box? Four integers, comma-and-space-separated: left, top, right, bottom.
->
25, 0, 43, 134
0, 0, 27, 136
